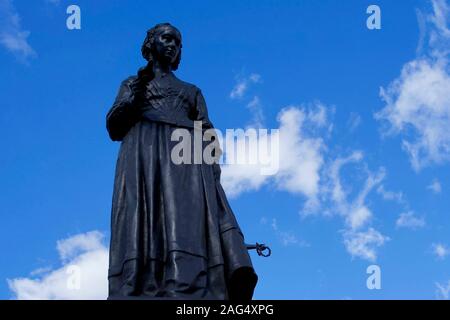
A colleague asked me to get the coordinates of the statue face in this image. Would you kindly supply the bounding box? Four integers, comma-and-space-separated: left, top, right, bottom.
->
152, 25, 181, 66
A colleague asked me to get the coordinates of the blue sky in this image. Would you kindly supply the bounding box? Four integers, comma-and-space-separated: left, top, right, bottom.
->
1, 0, 450, 299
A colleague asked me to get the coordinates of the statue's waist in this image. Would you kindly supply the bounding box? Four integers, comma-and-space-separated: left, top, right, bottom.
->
141, 109, 196, 129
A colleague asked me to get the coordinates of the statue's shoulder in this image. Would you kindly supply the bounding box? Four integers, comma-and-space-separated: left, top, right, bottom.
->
172, 75, 199, 94
120, 75, 137, 87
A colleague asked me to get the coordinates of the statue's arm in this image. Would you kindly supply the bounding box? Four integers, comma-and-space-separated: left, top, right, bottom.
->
194, 88, 222, 181
193, 88, 213, 129
106, 77, 141, 141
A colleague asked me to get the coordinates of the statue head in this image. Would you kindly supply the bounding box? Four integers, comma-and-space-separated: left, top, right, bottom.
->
141, 23, 182, 71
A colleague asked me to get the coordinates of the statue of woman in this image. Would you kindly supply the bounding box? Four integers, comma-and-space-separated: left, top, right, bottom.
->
106, 23, 258, 300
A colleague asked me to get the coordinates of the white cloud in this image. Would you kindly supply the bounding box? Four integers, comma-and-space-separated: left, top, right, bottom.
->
281, 148, 390, 261
307, 103, 329, 128
326, 152, 385, 231
348, 167, 386, 230
375, 0, 450, 171
430, 0, 450, 42
432, 243, 450, 259
230, 73, 261, 99
8, 231, 108, 300
436, 280, 450, 299
347, 206, 372, 231
343, 228, 389, 262
427, 178, 442, 193
221, 162, 269, 197
319, 152, 389, 261
376, 185, 405, 204
29, 267, 53, 277
221, 103, 328, 205
328, 151, 363, 204
222, 96, 389, 261
274, 106, 325, 199
227, 69, 400, 262
0, 0, 36, 62
262, 218, 310, 247
347, 112, 362, 132
396, 211, 426, 229
56, 231, 106, 262
246, 96, 265, 128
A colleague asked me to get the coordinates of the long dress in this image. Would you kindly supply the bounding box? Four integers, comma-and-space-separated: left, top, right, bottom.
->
106, 72, 258, 300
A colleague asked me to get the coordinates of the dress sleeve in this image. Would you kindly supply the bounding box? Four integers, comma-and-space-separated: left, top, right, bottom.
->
106, 77, 141, 141
194, 88, 214, 129
194, 88, 223, 181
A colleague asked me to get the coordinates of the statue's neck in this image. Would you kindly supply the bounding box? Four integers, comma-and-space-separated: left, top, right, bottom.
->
152, 60, 172, 79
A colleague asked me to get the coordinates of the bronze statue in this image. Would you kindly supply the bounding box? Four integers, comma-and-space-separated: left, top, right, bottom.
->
106, 23, 258, 299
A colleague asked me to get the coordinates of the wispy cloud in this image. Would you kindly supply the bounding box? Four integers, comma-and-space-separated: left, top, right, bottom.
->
396, 211, 425, 229
436, 280, 450, 299
347, 112, 362, 132
261, 217, 310, 247
295, 147, 391, 261
324, 152, 386, 231
8, 231, 108, 300
324, 153, 389, 261
376, 185, 405, 204
224, 85, 390, 261
343, 228, 389, 262
246, 96, 265, 128
230, 73, 261, 99
427, 178, 442, 193
375, 0, 450, 171
432, 243, 450, 259
0, 0, 36, 63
